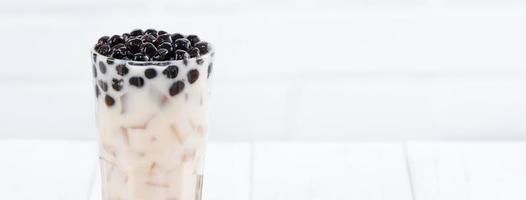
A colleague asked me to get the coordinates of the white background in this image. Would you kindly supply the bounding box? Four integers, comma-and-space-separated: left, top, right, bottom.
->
0, 0, 525, 140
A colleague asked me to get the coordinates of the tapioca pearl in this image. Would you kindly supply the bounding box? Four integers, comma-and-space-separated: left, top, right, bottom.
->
194, 41, 209, 55
196, 58, 204, 65
158, 42, 173, 52
152, 49, 169, 61
97, 44, 112, 56
174, 38, 190, 51
109, 35, 125, 47
111, 49, 127, 59
186, 35, 200, 46
207, 63, 213, 78
98, 80, 108, 92
187, 69, 199, 84
98, 61, 107, 74
169, 81, 185, 96
188, 47, 200, 58
162, 65, 179, 79
106, 58, 114, 65
141, 42, 157, 58
170, 33, 184, 43
133, 53, 149, 61
126, 38, 142, 54
116, 64, 129, 76
92, 64, 97, 78
92, 53, 97, 63
129, 77, 145, 88
145, 29, 158, 37
155, 34, 172, 46
142, 34, 156, 44
130, 29, 143, 36
105, 95, 115, 107
145, 68, 157, 79
174, 50, 189, 60
111, 78, 124, 91
95, 85, 100, 98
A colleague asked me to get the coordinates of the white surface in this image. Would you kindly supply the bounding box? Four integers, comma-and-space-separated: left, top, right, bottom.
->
407, 142, 526, 200
252, 142, 413, 200
0, 140, 97, 199
1, 1, 526, 140
3, 140, 526, 200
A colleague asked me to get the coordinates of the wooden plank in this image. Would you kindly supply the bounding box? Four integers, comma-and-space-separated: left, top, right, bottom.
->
0, 140, 97, 200
252, 142, 413, 200
89, 142, 251, 200
406, 142, 526, 200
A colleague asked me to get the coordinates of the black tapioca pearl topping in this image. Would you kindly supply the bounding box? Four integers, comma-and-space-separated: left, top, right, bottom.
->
129, 76, 145, 88
187, 69, 199, 84
112, 49, 127, 59
98, 80, 108, 92
169, 81, 185, 96
153, 49, 169, 61
106, 58, 114, 65
186, 35, 200, 45
196, 58, 204, 65
97, 44, 112, 56
174, 38, 190, 51
130, 29, 143, 36
96, 31, 210, 61
98, 61, 107, 74
109, 35, 125, 47
111, 78, 124, 91
144, 29, 158, 37
155, 34, 172, 45
133, 53, 149, 61
174, 50, 189, 61
145, 68, 157, 79
208, 62, 213, 78
112, 43, 125, 50
96, 36, 110, 49
122, 33, 131, 41
157, 42, 173, 52
92, 64, 97, 77
162, 65, 179, 78
98, 36, 110, 44
126, 38, 142, 53
126, 51, 134, 59
95, 84, 100, 98
188, 47, 200, 58
105, 95, 115, 107
115, 64, 129, 76
141, 42, 157, 58
170, 33, 185, 42
195, 41, 209, 55
142, 34, 156, 44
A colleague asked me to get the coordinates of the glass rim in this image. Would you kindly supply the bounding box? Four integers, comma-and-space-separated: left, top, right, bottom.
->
91, 45, 214, 67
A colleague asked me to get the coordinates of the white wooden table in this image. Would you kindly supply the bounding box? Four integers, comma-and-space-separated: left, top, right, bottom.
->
1, 140, 525, 200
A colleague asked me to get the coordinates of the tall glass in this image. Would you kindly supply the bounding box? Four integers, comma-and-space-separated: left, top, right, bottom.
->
91, 48, 213, 200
